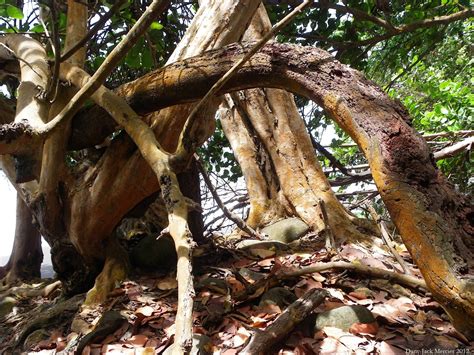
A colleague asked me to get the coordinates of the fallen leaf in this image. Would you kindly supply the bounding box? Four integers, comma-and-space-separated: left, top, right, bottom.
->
232, 327, 251, 347
128, 334, 148, 347
136, 305, 154, 317
349, 321, 379, 336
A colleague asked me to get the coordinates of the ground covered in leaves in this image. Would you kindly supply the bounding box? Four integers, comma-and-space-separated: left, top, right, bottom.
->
1, 237, 473, 354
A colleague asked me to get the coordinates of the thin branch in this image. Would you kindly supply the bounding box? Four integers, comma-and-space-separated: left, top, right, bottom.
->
174, 0, 313, 159
319, 2, 394, 31
366, 203, 412, 275
44, 2, 61, 102
384, 41, 437, 91
423, 130, 474, 140
235, 259, 426, 304
318, 199, 335, 251
306, 122, 350, 175
433, 136, 473, 160
195, 154, 264, 240
39, 0, 171, 135
293, 7, 474, 49
60, 0, 127, 62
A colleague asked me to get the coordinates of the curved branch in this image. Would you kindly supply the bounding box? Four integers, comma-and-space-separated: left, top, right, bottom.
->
433, 136, 473, 160
109, 42, 473, 337
0, 35, 49, 127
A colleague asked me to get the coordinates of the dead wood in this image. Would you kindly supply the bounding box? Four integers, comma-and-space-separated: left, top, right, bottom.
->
240, 288, 328, 354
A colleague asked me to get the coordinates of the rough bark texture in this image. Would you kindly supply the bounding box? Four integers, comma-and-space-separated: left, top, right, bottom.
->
0, 9, 472, 341
93, 42, 472, 337
0, 195, 42, 282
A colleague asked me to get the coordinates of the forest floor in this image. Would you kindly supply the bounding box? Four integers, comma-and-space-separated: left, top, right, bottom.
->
1, 235, 473, 354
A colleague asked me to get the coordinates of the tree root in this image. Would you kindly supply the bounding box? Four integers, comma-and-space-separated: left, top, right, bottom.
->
236, 260, 426, 302
13, 293, 85, 350
240, 288, 328, 354
85, 239, 128, 305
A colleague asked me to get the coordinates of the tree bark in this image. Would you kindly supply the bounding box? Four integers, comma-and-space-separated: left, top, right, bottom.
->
106, 42, 473, 338
0, 195, 42, 283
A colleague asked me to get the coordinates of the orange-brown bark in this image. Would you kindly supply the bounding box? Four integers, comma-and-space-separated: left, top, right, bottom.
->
101, 43, 473, 337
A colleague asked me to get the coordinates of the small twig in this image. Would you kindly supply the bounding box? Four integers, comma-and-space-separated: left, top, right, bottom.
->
194, 153, 265, 240
366, 203, 412, 275
174, 0, 313, 158
348, 191, 379, 211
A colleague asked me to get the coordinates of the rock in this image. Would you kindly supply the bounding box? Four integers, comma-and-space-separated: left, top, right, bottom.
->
196, 277, 229, 293
0, 296, 16, 318
130, 235, 177, 271
315, 305, 376, 332
235, 239, 290, 257
259, 287, 297, 309
261, 218, 309, 243
162, 334, 213, 355
24, 329, 50, 350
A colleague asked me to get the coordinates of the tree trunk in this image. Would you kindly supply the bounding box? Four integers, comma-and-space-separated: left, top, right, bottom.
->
219, 5, 375, 239
108, 42, 473, 338
0, 194, 42, 283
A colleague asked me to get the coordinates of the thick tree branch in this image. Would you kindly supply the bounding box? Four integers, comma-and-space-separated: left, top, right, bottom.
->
174, 0, 312, 158
39, 0, 170, 136
60, 62, 194, 354
0, 35, 49, 127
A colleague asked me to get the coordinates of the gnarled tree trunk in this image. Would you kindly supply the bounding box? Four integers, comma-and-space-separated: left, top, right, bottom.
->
112, 42, 473, 338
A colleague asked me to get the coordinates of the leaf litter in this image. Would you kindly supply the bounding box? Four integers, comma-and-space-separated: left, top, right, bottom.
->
0, 237, 473, 354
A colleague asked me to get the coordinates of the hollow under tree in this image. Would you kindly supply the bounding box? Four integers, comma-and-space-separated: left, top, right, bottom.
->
0, 0, 473, 346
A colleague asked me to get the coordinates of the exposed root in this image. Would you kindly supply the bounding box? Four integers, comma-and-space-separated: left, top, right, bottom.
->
85, 239, 128, 305
13, 293, 84, 351
241, 288, 328, 354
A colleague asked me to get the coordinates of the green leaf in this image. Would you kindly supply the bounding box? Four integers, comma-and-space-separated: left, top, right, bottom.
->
149, 21, 163, 31
6, 4, 23, 19
31, 24, 45, 33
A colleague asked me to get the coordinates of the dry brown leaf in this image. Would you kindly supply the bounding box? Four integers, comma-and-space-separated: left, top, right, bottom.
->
128, 334, 149, 347
136, 305, 154, 317
349, 321, 379, 336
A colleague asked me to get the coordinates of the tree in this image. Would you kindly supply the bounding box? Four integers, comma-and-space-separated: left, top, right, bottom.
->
0, 0, 472, 349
